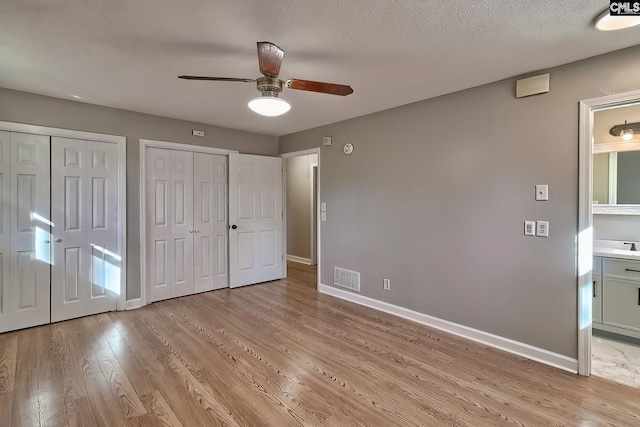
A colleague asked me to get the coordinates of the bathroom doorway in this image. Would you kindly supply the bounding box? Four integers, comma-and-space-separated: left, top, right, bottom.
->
579, 89, 640, 386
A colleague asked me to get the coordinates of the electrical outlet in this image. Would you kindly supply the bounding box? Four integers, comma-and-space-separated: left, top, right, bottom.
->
524, 221, 535, 236
192, 129, 205, 137
536, 221, 549, 237
383, 278, 390, 290
321, 212, 327, 222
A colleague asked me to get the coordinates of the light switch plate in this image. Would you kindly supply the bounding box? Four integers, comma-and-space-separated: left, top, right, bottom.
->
536, 221, 549, 237
524, 221, 535, 236
320, 202, 326, 212
535, 185, 549, 201
321, 212, 327, 222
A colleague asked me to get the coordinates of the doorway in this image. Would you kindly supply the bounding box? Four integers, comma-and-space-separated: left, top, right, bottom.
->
578, 89, 640, 380
281, 148, 321, 287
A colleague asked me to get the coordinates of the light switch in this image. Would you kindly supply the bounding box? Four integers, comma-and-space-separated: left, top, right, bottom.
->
535, 185, 548, 201
321, 202, 327, 212
321, 212, 327, 222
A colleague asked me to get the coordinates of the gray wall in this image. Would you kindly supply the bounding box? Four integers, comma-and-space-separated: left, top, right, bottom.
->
0, 87, 278, 300
279, 45, 640, 359
286, 155, 313, 259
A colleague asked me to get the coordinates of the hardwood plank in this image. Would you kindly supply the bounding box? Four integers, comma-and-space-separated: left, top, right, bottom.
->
94, 347, 147, 421
81, 350, 127, 427
140, 390, 184, 427
0, 333, 17, 393
65, 396, 97, 427
0, 389, 13, 425
11, 368, 40, 426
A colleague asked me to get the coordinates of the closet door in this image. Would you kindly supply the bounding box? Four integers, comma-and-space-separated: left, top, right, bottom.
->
9, 132, 51, 330
193, 152, 215, 293
213, 155, 228, 289
229, 153, 283, 288
146, 148, 194, 302
0, 132, 10, 332
193, 153, 229, 293
51, 137, 119, 322
169, 150, 194, 298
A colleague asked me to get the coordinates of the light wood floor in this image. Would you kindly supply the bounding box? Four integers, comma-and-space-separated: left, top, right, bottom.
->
1, 262, 640, 426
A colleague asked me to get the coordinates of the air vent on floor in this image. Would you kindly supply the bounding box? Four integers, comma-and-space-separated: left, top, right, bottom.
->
334, 267, 360, 292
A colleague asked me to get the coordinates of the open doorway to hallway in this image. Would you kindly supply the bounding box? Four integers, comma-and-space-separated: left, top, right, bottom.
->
282, 149, 321, 287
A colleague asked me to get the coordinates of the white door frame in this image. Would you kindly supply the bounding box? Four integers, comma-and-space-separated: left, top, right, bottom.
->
0, 121, 127, 311
577, 89, 640, 376
280, 148, 322, 287
139, 139, 238, 306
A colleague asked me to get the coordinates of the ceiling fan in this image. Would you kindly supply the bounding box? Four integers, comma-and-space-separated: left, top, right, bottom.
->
179, 41, 353, 116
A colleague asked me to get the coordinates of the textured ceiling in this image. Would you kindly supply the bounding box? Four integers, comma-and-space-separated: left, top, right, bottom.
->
1, 1, 640, 136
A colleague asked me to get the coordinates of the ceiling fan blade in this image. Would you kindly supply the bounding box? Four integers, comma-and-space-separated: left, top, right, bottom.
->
178, 76, 255, 82
285, 79, 353, 96
257, 42, 284, 78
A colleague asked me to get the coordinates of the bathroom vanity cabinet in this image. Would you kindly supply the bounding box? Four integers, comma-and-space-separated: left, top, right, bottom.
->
593, 256, 640, 339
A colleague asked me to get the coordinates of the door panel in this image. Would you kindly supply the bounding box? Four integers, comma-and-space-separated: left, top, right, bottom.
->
10, 132, 50, 330
146, 148, 172, 302
0, 132, 8, 331
193, 152, 215, 293
213, 156, 228, 288
229, 153, 283, 288
51, 137, 119, 322
169, 150, 193, 298
85, 140, 118, 316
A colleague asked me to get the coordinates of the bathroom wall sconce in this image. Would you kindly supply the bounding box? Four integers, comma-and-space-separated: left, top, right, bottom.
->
609, 120, 639, 141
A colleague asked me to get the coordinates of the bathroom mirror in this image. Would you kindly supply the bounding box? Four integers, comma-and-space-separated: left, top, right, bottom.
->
592, 104, 640, 214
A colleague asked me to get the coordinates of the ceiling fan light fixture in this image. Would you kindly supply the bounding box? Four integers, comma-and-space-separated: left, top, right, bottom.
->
248, 95, 290, 117
595, 9, 640, 31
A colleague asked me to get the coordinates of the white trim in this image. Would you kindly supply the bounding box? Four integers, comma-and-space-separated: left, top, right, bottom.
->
0, 121, 127, 312
139, 138, 237, 306
593, 204, 640, 215
319, 284, 578, 373
139, 138, 239, 155
593, 139, 640, 154
578, 89, 640, 376
280, 147, 322, 288
125, 299, 141, 310
310, 161, 318, 265
287, 255, 313, 265
0, 121, 125, 144
280, 148, 320, 158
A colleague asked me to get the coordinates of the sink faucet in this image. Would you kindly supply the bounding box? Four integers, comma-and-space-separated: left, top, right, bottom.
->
624, 242, 637, 251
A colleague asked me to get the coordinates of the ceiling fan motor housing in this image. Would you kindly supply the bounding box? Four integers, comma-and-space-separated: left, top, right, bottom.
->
256, 76, 283, 95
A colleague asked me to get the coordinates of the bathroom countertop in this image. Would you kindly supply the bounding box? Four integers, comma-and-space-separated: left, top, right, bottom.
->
593, 239, 640, 261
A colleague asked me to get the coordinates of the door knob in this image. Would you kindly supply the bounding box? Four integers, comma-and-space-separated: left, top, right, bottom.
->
55, 238, 62, 243
231, 224, 238, 230
43, 239, 50, 244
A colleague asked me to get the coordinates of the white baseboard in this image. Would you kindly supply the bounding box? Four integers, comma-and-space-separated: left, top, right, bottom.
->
287, 255, 313, 265
126, 298, 142, 310
318, 284, 578, 373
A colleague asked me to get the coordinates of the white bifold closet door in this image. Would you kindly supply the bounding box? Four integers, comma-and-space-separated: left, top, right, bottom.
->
51, 137, 119, 323
146, 148, 228, 303
0, 131, 51, 333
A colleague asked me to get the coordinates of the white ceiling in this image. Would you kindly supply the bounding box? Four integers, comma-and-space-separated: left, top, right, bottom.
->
1, 1, 640, 137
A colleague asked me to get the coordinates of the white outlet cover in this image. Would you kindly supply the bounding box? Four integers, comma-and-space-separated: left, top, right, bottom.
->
536, 220, 549, 237
535, 184, 549, 201
321, 212, 327, 222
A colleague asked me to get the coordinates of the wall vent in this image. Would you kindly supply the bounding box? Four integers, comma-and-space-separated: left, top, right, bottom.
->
334, 267, 361, 292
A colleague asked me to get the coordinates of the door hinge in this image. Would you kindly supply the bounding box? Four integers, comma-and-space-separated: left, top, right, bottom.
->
281, 212, 283, 218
